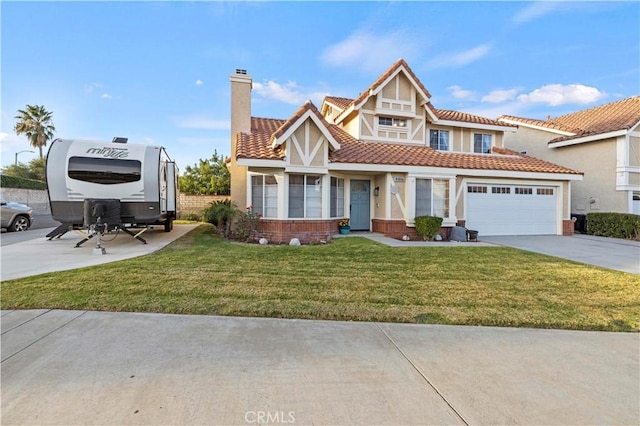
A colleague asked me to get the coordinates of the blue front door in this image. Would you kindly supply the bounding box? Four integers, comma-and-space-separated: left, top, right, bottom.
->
350, 180, 370, 231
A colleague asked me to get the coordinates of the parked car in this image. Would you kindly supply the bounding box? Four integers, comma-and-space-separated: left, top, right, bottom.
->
1, 199, 34, 232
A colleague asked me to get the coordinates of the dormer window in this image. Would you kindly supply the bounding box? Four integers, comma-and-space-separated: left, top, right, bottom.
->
379, 117, 407, 128
429, 130, 449, 151
474, 133, 492, 154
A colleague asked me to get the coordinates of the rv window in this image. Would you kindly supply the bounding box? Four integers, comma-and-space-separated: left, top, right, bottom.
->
68, 156, 142, 185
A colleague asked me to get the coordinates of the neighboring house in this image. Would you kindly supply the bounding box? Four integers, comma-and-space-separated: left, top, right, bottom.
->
499, 96, 640, 217
228, 59, 582, 243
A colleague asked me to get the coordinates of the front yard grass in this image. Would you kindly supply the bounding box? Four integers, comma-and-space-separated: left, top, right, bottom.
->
2, 224, 639, 331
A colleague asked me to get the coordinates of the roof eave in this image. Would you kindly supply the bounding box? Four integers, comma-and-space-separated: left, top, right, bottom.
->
548, 129, 628, 148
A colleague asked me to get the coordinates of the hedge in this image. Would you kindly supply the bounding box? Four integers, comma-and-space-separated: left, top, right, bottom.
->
0, 174, 47, 190
586, 212, 640, 240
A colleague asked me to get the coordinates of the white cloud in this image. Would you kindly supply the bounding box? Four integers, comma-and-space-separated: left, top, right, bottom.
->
482, 89, 519, 103
84, 82, 103, 94
321, 29, 418, 73
428, 44, 491, 69
448, 85, 475, 101
518, 84, 606, 106
195, 79, 204, 86
253, 80, 308, 105
511, 2, 562, 26
100, 93, 112, 99
175, 116, 230, 130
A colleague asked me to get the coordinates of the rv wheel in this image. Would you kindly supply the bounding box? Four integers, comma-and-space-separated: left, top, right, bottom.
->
164, 218, 173, 232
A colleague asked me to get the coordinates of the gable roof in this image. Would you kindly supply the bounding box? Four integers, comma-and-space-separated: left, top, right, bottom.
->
330, 58, 438, 123
237, 116, 581, 175
499, 96, 640, 144
269, 101, 340, 150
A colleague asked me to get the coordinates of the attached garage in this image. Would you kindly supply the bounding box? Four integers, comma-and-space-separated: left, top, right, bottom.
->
465, 184, 558, 236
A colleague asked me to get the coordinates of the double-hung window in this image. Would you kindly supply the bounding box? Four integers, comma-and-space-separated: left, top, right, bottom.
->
251, 175, 278, 218
429, 130, 449, 151
473, 133, 492, 154
415, 179, 449, 218
289, 174, 322, 218
330, 177, 344, 217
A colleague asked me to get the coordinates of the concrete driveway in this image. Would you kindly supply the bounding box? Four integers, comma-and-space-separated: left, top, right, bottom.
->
1, 310, 638, 425
1, 224, 198, 281
481, 234, 640, 274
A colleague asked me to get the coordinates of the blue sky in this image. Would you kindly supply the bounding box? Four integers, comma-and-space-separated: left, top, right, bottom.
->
1, 1, 638, 171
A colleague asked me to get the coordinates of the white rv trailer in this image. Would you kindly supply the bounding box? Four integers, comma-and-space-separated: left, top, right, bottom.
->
46, 138, 178, 232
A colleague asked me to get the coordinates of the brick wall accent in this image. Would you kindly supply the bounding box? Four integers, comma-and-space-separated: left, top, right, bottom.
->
256, 219, 340, 244
177, 194, 230, 217
372, 219, 452, 241
562, 219, 575, 236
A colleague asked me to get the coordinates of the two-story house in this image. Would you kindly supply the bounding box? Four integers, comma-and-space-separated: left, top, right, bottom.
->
498, 96, 640, 217
228, 59, 582, 243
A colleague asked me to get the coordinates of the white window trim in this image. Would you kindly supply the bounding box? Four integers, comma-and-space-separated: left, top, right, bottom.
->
473, 133, 493, 154
406, 175, 457, 226
429, 129, 451, 152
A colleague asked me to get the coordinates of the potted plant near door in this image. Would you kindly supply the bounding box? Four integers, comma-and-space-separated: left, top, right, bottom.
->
339, 218, 350, 234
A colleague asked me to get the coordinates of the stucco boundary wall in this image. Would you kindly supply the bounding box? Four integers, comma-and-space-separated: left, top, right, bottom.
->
177, 194, 230, 218
0, 188, 50, 213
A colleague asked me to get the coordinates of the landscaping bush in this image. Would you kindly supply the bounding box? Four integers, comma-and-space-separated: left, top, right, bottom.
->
414, 215, 443, 241
203, 199, 236, 237
0, 174, 46, 190
586, 212, 640, 240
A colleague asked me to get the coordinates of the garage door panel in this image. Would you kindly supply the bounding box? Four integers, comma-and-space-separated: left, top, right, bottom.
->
466, 185, 557, 236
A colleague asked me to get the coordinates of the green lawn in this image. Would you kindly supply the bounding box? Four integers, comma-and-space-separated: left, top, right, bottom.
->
2, 224, 639, 331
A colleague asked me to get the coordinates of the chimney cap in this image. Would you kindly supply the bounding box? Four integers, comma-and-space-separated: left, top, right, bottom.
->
235, 69, 247, 75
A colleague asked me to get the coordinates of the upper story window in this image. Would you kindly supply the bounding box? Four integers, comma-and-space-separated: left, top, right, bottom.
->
379, 117, 407, 128
429, 130, 449, 151
474, 134, 492, 154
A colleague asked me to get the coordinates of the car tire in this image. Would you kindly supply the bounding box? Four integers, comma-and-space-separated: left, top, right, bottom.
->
10, 215, 30, 232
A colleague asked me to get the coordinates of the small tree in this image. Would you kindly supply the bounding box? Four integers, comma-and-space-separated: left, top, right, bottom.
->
414, 216, 443, 241
179, 151, 230, 195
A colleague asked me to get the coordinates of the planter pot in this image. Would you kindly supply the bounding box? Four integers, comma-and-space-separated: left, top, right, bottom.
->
339, 226, 350, 235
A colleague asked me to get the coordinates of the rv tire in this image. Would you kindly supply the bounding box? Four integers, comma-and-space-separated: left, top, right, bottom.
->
164, 218, 173, 232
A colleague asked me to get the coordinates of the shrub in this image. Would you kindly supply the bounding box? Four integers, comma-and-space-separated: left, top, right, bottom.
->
203, 199, 236, 238
414, 216, 443, 241
234, 206, 262, 241
0, 174, 46, 190
586, 212, 640, 240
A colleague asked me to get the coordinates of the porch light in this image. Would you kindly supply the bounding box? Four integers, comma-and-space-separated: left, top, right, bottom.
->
374, 186, 380, 196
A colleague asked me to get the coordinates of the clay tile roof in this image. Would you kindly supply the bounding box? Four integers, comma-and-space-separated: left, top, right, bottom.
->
435, 109, 516, 128
328, 135, 581, 174
323, 96, 353, 111
236, 117, 286, 160
499, 96, 640, 143
237, 115, 580, 174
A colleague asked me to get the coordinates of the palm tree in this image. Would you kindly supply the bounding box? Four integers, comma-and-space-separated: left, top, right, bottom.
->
14, 105, 56, 159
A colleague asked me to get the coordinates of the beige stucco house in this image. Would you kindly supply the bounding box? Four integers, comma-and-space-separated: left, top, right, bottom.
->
229, 59, 582, 243
498, 96, 640, 217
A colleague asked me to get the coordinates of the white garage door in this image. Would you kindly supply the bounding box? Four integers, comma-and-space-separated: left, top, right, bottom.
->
466, 184, 557, 236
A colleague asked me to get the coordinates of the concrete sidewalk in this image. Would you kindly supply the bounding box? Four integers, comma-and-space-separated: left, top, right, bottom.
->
2, 310, 638, 425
